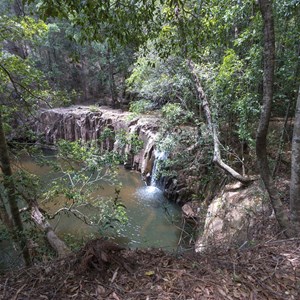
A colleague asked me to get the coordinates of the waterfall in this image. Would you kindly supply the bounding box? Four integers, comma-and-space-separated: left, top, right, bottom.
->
150, 150, 168, 188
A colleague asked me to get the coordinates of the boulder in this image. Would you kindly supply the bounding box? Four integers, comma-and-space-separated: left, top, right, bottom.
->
195, 181, 268, 252
182, 201, 200, 219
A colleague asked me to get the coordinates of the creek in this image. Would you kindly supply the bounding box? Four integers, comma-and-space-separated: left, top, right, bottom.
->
20, 152, 182, 249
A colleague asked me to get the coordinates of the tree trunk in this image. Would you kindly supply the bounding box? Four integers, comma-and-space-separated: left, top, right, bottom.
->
30, 202, 71, 257
106, 45, 119, 109
0, 112, 31, 266
81, 55, 89, 102
256, 0, 293, 237
187, 60, 256, 184
290, 86, 300, 228
0, 193, 14, 235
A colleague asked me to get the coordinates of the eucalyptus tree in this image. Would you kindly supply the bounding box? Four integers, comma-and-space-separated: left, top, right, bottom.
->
257, 0, 300, 236
256, 0, 292, 236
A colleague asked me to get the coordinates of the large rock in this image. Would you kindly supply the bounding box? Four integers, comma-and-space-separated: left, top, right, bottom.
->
195, 181, 267, 252
35, 106, 160, 175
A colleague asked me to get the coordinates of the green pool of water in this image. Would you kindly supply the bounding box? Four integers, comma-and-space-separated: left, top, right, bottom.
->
19, 154, 182, 250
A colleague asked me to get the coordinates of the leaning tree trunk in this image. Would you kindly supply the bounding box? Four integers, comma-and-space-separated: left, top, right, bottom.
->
290, 86, 300, 228
30, 202, 71, 257
187, 60, 256, 184
0, 111, 31, 266
256, 0, 294, 237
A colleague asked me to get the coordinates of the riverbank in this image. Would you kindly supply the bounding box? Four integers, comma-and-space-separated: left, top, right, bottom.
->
0, 235, 299, 299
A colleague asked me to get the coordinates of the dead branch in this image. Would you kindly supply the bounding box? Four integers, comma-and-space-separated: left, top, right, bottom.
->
187, 59, 258, 184
30, 203, 71, 257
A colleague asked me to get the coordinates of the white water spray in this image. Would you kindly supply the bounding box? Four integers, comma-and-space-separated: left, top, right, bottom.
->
150, 150, 168, 188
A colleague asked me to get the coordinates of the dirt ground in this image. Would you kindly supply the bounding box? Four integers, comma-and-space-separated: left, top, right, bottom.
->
0, 236, 299, 300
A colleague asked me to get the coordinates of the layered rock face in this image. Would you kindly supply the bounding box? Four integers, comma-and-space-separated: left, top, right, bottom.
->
35, 106, 159, 176
35, 106, 202, 204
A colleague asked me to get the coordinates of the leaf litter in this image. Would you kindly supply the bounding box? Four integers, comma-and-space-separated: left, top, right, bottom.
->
0, 237, 299, 299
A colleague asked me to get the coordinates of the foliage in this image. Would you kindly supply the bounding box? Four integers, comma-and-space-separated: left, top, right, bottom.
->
115, 129, 144, 155
97, 188, 128, 235
0, 10, 81, 117
126, 44, 196, 109
129, 99, 153, 114
97, 127, 115, 145
161, 103, 192, 126
25, 0, 160, 46
212, 48, 261, 145
36, 140, 127, 235
0, 136, 128, 260
89, 105, 100, 112
44, 139, 119, 193
32, 20, 134, 103
0, 15, 49, 105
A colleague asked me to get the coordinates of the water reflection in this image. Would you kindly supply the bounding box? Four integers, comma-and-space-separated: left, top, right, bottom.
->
120, 184, 181, 249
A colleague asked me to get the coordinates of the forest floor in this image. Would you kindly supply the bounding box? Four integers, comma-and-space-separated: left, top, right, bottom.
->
0, 234, 299, 300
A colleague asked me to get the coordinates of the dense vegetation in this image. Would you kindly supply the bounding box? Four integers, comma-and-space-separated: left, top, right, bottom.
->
0, 0, 299, 267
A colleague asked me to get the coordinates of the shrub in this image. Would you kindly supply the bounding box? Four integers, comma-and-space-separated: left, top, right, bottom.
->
129, 99, 153, 114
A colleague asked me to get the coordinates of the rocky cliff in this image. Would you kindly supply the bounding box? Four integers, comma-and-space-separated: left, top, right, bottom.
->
35, 105, 159, 180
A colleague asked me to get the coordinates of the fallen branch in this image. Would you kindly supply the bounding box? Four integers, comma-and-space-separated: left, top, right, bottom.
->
30, 202, 71, 257
12, 284, 26, 300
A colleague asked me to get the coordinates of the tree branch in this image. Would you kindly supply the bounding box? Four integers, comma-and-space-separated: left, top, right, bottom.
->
187, 59, 257, 184
0, 62, 52, 109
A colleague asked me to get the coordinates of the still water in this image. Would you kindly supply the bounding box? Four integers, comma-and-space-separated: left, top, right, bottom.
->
19, 155, 182, 250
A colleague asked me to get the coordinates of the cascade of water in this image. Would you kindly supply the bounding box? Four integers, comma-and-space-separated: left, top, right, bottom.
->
150, 150, 168, 188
